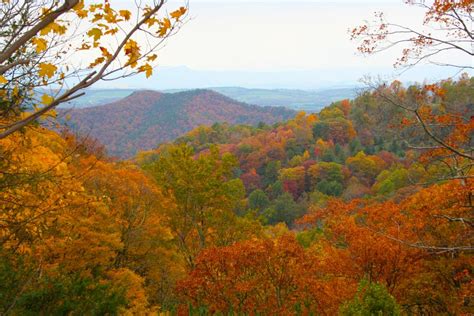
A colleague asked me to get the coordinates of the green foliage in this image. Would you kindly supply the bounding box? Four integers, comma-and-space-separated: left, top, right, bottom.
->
146, 144, 244, 213
263, 161, 281, 188
15, 275, 126, 316
373, 167, 410, 196
263, 192, 305, 226
0, 255, 126, 315
248, 189, 270, 211
313, 121, 331, 140
340, 279, 401, 316
238, 143, 254, 155
316, 179, 343, 197
349, 139, 363, 156
296, 227, 322, 248
267, 180, 284, 199
310, 162, 344, 196
285, 138, 305, 159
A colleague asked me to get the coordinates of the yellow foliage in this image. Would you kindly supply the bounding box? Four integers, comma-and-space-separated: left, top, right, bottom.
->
40, 22, 67, 35
41, 93, 54, 105
87, 27, 103, 41
124, 39, 141, 68
32, 37, 48, 53
138, 63, 153, 78
89, 57, 105, 68
0, 125, 181, 311
119, 10, 131, 21
73, 0, 88, 18
170, 6, 187, 20
38, 63, 57, 78
159, 18, 171, 37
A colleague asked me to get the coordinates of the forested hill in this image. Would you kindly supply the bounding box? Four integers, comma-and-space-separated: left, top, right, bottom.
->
62, 89, 295, 158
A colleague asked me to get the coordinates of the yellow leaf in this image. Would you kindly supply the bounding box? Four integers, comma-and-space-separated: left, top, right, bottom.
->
138, 64, 153, 78
41, 94, 54, 105
159, 18, 171, 37
100, 47, 112, 59
38, 63, 57, 78
89, 57, 105, 68
87, 28, 103, 41
89, 3, 103, 13
40, 22, 66, 35
145, 17, 159, 27
74, 0, 88, 18
73, 0, 84, 10
146, 54, 158, 62
44, 109, 57, 119
124, 39, 141, 68
32, 38, 48, 53
92, 13, 103, 23
170, 7, 187, 20
79, 43, 91, 50
119, 10, 131, 21
0, 75, 7, 84
97, 23, 110, 30
104, 28, 119, 36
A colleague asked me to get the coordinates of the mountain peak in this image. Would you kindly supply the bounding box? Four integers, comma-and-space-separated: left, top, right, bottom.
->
122, 90, 163, 102
63, 90, 295, 158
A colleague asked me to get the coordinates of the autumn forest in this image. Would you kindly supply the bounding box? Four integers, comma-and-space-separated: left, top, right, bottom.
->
0, 0, 473, 315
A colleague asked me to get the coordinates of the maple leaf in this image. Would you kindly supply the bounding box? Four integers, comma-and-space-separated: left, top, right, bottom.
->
0, 75, 7, 84
40, 22, 66, 35
32, 38, 48, 53
38, 63, 57, 78
41, 94, 54, 105
124, 39, 140, 68
104, 28, 119, 36
99, 47, 112, 59
89, 57, 105, 68
159, 18, 171, 37
139, 64, 153, 78
87, 28, 103, 41
170, 6, 187, 20
146, 54, 158, 62
73, 0, 88, 18
119, 10, 131, 21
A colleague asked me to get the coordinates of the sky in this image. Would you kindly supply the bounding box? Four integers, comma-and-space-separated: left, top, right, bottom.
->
92, 0, 472, 89
158, 0, 410, 70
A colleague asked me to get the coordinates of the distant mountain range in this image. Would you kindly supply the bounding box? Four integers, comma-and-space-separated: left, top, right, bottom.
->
61, 86, 358, 112
62, 89, 295, 158
87, 65, 460, 90
210, 87, 358, 111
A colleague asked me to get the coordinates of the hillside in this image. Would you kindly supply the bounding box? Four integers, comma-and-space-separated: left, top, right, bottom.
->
63, 89, 295, 158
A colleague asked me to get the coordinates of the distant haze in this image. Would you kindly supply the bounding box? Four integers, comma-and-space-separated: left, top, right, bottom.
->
90, 0, 472, 90
93, 65, 467, 90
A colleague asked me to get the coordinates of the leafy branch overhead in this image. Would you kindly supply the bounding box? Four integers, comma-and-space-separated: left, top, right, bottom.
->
0, 0, 188, 139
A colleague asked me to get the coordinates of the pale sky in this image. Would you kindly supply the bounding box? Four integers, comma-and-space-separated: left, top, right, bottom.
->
159, 1, 412, 70
90, 1, 472, 89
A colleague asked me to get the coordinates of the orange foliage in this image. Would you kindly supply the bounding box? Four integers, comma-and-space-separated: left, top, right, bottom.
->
177, 234, 353, 315
300, 178, 473, 314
